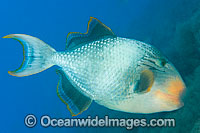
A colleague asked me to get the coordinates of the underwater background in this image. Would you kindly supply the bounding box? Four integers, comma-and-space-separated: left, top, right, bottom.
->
1, 0, 200, 132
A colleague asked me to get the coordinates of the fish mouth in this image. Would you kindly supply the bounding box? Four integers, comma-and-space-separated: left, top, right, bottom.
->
154, 76, 185, 110
155, 90, 184, 109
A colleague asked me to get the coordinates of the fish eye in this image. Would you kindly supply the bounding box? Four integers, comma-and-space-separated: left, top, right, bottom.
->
157, 58, 167, 67
160, 59, 167, 66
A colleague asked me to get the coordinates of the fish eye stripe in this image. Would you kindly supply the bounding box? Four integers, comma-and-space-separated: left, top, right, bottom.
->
139, 58, 166, 72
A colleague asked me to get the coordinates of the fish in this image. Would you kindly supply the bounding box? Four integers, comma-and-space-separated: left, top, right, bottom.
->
3, 17, 186, 116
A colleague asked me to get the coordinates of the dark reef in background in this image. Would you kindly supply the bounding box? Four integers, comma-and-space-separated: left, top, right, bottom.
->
161, 9, 200, 133
124, 0, 200, 132
173, 11, 200, 76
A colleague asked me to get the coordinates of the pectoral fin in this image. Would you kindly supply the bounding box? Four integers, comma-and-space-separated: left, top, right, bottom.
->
56, 69, 92, 116
134, 70, 154, 94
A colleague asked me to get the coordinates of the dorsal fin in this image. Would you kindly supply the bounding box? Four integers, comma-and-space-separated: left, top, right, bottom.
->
66, 17, 116, 50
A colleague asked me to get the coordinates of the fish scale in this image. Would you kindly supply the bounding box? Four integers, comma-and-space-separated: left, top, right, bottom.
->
54, 37, 143, 105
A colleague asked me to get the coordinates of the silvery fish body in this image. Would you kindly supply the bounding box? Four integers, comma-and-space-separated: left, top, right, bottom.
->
4, 17, 185, 116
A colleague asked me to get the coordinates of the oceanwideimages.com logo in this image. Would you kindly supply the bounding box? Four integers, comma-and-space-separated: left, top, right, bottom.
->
24, 114, 175, 129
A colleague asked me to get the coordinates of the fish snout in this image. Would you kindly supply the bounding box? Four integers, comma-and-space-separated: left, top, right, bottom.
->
154, 76, 185, 112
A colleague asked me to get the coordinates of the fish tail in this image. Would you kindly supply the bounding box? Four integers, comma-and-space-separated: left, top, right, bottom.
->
3, 34, 56, 77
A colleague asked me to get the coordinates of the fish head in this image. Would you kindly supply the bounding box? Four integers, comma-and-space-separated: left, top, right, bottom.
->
146, 57, 186, 112
112, 55, 186, 114
155, 63, 185, 111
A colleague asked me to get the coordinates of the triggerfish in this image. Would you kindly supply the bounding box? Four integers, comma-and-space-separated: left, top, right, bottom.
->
3, 17, 185, 116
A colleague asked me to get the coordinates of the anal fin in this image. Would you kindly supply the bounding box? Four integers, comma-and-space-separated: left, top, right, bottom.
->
56, 69, 92, 116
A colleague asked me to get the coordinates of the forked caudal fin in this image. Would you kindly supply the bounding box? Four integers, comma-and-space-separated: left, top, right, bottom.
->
3, 34, 56, 77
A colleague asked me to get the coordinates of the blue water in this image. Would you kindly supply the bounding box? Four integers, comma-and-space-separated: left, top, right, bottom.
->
1, 0, 200, 132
